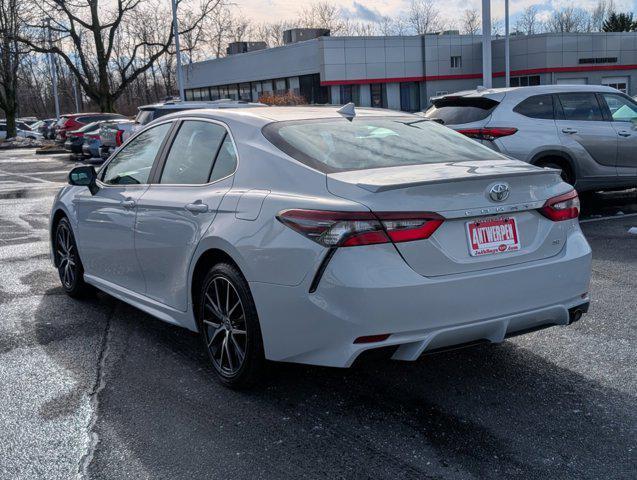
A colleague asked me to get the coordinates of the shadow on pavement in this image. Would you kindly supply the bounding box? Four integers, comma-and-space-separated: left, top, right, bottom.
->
33, 291, 635, 480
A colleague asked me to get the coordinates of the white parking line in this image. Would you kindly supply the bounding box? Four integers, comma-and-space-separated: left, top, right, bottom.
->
580, 212, 637, 223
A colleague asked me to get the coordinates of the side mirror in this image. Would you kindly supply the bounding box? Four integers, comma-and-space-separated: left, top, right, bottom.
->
69, 165, 99, 195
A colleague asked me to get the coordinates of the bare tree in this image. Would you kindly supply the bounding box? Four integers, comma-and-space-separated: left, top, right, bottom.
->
209, 5, 233, 57
18, 0, 220, 112
516, 5, 541, 35
0, 0, 27, 137
296, 2, 346, 34
407, 0, 441, 34
546, 5, 589, 33
461, 8, 480, 35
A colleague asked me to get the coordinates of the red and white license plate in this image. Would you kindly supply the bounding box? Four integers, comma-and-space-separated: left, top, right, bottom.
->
466, 217, 521, 257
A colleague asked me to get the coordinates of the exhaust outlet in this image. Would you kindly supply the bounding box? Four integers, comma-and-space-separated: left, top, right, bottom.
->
568, 302, 589, 324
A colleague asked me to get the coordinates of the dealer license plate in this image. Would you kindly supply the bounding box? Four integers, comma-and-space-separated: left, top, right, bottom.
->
466, 217, 520, 257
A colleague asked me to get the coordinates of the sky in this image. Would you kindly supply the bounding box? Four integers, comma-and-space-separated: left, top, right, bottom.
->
234, 0, 637, 28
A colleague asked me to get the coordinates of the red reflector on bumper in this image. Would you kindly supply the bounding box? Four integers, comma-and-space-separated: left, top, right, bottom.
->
354, 334, 391, 344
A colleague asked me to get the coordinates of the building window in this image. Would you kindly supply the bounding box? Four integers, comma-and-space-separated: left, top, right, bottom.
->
227, 84, 239, 100
340, 85, 360, 105
602, 77, 628, 94
400, 82, 421, 112
435, 90, 448, 96
238, 83, 252, 101
299, 74, 328, 104
370, 83, 387, 108
210, 86, 220, 100
185, 89, 194, 101
275, 78, 287, 94
450, 56, 462, 68
510, 75, 540, 87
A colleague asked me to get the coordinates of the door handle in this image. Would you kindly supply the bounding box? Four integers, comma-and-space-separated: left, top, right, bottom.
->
561, 127, 578, 134
185, 202, 209, 213
121, 199, 136, 209
618, 130, 631, 137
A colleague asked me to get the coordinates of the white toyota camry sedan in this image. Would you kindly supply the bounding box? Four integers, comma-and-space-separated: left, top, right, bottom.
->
50, 105, 591, 387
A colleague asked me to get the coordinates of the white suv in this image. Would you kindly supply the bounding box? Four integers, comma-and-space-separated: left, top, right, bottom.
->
424, 85, 637, 191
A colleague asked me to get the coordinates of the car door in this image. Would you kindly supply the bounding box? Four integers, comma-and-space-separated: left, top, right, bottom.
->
555, 92, 618, 175
76, 122, 173, 294
134, 119, 238, 311
598, 92, 637, 176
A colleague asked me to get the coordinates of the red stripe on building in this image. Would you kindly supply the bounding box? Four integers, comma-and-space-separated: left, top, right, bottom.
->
320, 64, 637, 86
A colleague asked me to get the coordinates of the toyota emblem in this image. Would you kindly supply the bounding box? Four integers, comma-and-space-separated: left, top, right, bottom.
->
489, 183, 510, 202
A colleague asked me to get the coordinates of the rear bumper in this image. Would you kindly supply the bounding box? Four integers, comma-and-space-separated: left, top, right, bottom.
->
250, 228, 592, 367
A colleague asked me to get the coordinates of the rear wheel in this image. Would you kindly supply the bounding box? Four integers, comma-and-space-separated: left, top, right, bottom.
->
536, 158, 575, 185
53, 217, 93, 298
197, 263, 265, 388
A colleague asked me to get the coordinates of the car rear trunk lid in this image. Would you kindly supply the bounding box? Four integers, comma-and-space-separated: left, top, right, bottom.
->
327, 160, 571, 276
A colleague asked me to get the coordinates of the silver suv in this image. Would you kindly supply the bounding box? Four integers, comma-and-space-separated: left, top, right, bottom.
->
424, 85, 637, 191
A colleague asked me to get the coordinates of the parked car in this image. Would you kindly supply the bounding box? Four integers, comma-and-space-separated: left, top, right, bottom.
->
32, 118, 56, 137
424, 85, 637, 191
0, 123, 43, 141
132, 99, 265, 133
82, 135, 102, 162
55, 113, 125, 144
64, 121, 104, 157
17, 117, 38, 126
98, 119, 135, 160
51, 105, 591, 388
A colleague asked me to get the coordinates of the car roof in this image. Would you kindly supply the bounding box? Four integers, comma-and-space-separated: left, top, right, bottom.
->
157, 105, 410, 127
436, 84, 621, 100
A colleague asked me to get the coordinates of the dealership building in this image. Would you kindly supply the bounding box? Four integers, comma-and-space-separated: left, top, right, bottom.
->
184, 30, 637, 112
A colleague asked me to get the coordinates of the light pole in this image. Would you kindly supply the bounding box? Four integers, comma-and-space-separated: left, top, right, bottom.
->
505, 0, 510, 87
45, 18, 60, 119
481, 0, 492, 88
170, 0, 185, 101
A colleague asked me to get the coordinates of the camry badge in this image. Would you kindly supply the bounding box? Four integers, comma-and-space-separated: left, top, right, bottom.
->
489, 183, 510, 202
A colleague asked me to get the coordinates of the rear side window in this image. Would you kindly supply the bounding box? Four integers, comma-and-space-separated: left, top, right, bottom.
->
263, 116, 504, 173
557, 93, 604, 121
513, 94, 554, 119
135, 110, 155, 125
160, 120, 228, 185
424, 97, 499, 125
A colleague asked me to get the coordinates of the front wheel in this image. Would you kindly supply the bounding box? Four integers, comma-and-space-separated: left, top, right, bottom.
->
197, 263, 265, 388
53, 217, 93, 298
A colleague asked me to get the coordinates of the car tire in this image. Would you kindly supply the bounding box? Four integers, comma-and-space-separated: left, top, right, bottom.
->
53, 217, 93, 298
536, 158, 575, 186
197, 263, 265, 389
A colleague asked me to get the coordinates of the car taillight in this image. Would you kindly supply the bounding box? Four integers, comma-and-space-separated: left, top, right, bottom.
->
276, 210, 444, 247
115, 130, 124, 146
456, 127, 518, 141
539, 190, 580, 221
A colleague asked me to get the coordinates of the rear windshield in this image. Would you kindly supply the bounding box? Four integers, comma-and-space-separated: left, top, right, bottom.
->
423, 97, 499, 125
262, 116, 504, 173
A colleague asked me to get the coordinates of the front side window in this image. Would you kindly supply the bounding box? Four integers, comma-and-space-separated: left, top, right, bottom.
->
101, 123, 171, 185
513, 94, 554, 120
557, 93, 604, 121
601, 93, 637, 122
160, 120, 229, 185
263, 116, 504, 173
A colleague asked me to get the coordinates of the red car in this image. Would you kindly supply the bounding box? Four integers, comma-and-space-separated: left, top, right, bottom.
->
55, 113, 125, 143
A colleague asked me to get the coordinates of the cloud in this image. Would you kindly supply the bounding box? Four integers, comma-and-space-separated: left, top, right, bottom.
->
343, 2, 384, 23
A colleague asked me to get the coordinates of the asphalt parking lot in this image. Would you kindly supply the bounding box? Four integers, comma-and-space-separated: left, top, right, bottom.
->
0, 148, 635, 480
